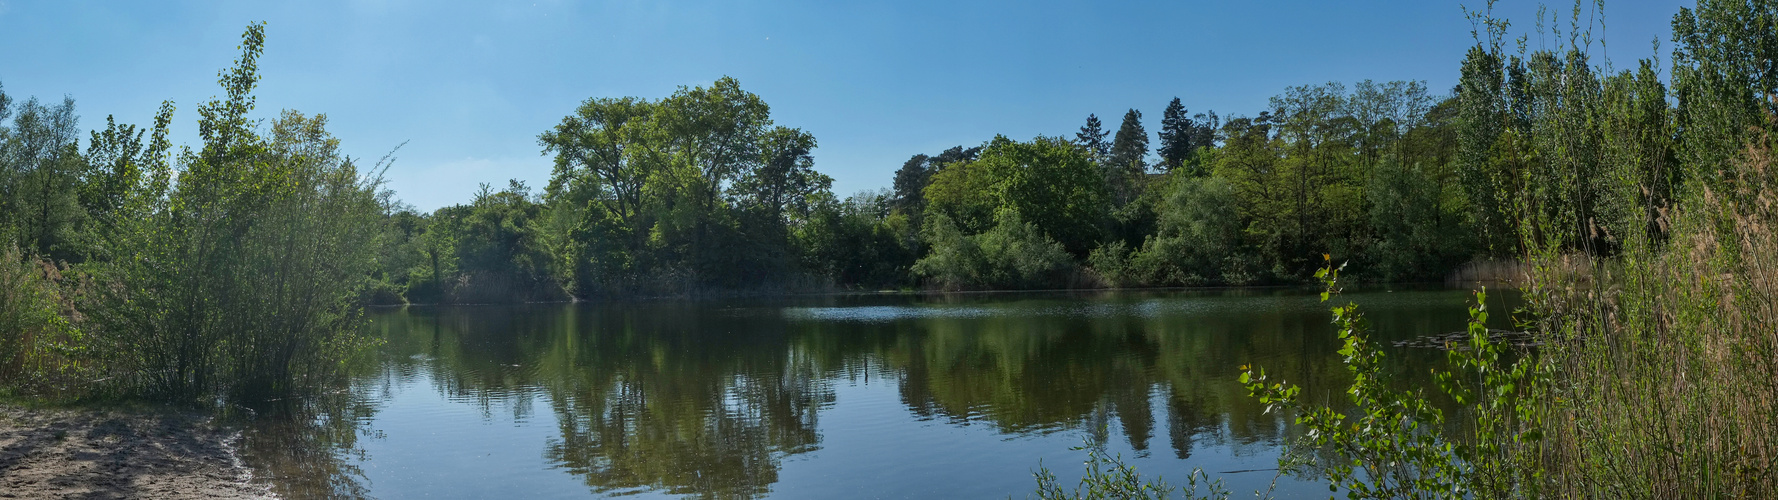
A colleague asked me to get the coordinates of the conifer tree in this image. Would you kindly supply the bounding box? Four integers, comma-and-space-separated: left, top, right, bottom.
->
1104, 109, 1150, 206
890, 153, 931, 216
1076, 113, 1109, 161
1108, 109, 1148, 174
1157, 98, 1192, 171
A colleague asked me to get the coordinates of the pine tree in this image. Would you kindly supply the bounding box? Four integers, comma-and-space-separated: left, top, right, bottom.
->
890, 153, 931, 216
931, 145, 981, 166
1157, 98, 1192, 171
1108, 109, 1148, 174
1104, 109, 1150, 206
1076, 113, 1110, 161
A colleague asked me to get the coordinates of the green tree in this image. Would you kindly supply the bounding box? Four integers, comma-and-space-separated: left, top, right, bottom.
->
91, 23, 388, 402
1455, 44, 1518, 257
796, 190, 917, 287
890, 153, 932, 219
1599, 60, 1677, 245
1100, 175, 1253, 287
1076, 113, 1110, 162
1670, 0, 1778, 196
924, 136, 1107, 256
735, 126, 829, 231
79, 105, 176, 262
1106, 108, 1149, 204
428, 181, 564, 303
1157, 97, 1194, 172
923, 151, 1001, 235
0, 95, 85, 260
660, 76, 771, 280
541, 77, 835, 294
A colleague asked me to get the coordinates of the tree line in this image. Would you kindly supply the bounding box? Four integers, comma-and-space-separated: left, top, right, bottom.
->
366, 74, 1481, 300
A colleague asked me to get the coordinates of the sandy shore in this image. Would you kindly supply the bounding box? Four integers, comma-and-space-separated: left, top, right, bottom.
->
0, 404, 272, 499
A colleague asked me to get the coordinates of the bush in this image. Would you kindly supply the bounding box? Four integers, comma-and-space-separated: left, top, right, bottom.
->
914, 209, 1073, 290
1086, 240, 1134, 287
0, 243, 84, 394
85, 25, 387, 403
1031, 437, 1232, 500
1241, 261, 1546, 499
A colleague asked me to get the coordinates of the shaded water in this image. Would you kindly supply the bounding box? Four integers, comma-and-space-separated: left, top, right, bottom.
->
238, 287, 1514, 499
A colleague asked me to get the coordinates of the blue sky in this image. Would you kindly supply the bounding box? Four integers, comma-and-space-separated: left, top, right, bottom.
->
2, 0, 1691, 211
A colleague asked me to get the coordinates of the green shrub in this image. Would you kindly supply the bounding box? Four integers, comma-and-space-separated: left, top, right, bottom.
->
1030, 438, 1231, 500
1241, 260, 1545, 498
86, 24, 387, 403
0, 243, 83, 394
914, 209, 1072, 290
1086, 240, 1134, 287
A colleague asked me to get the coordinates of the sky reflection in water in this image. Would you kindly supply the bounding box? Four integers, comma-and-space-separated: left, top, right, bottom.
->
240, 287, 1512, 499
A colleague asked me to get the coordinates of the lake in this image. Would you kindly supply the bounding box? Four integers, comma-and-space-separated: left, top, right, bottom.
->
237, 286, 1512, 499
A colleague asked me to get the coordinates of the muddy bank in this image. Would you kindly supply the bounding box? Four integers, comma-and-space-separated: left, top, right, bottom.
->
0, 404, 271, 499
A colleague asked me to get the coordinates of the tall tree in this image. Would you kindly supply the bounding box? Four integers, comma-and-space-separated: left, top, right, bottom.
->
890, 153, 931, 217
1156, 98, 1193, 171
1076, 113, 1110, 161
736, 126, 829, 228
660, 76, 771, 277
1108, 109, 1148, 173
1455, 45, 1515, 257
889, 145, 978, 232
1671, 0, 1778, 196
0, 95, 83, 259
1180, 110, 1220, 177
1106, 109, 1150, 205
539, 95, 661, 293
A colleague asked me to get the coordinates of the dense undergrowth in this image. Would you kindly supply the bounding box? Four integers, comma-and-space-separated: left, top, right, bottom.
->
1035, 0, 1778, 497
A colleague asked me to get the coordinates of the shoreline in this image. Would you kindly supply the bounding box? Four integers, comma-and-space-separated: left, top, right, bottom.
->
368, 279, 1518, 308
0, 403, 272, 499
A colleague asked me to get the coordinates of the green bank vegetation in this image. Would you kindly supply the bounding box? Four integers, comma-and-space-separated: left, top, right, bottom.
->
0, 24, 384, 403
1041, 0, 1778, 498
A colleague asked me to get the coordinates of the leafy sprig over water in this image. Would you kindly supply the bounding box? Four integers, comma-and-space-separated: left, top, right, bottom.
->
1240, 257, 1547, 499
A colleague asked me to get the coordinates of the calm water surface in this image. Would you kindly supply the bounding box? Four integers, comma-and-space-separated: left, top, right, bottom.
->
239, 287, 1514, 499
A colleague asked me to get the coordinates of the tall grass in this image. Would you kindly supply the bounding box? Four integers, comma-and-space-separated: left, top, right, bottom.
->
1522, 124, 1778, 498
0, 243, 87, 396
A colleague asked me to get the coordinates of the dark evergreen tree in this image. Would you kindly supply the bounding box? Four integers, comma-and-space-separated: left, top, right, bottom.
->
1076, 113, 1110, 160
931, 145, 981, 167
1104, 109, 1150, 208
890, 153, 931, 216
1157, 98, 1192, 171
1108, 109, 1148, 174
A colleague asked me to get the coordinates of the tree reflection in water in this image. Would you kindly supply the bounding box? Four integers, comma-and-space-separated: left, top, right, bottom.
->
234, 381, 381, 499
243, 288, 1506, 498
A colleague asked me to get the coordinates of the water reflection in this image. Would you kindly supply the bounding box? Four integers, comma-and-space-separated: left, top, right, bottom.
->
241, 287, 1512, 498
235, 384, 380, 498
